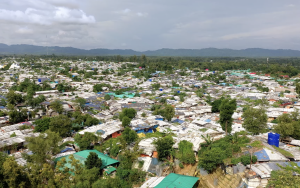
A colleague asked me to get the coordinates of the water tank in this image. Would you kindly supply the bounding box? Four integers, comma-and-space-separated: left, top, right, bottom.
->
268, 133, 280, 147
159, 88, 163, 91
38, 79, 41, 82
92, 68, 94, 70
177, 90, 180, 94
149, 79, 152, 82
213, 71, 215, 74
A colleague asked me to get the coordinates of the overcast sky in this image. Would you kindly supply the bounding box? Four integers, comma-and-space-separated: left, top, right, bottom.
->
1, 0, 300, 51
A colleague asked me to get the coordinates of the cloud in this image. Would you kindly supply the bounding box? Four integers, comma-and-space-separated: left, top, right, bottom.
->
0, 0, 95, 25
1, 0, 300, 51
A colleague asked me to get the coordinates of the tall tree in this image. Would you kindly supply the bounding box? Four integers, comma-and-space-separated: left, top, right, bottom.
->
49, 115, 72, 137
23, 130, 61, 165
162, 104, 175, 121
242, 107, 268, 135
296, 83, 300, 97
6, 90, 23, 105
154, 136, 174, 160
74, 132, 98, 150
122, 116, 131, 127
122, 127, 138, 144
85, 152, 102, 170
0, 153, 8, 188
219, 99, 237, 135
50, 100, 63, 114
75, 97, 86, 110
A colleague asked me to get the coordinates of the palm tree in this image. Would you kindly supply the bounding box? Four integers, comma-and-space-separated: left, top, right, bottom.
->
201, 134, 214, 149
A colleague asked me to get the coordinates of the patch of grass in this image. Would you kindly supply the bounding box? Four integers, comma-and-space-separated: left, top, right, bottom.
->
272, 146, 294, 158
144, 131, 165, 139
250, 140, 263, 148
199, 128, 208, 132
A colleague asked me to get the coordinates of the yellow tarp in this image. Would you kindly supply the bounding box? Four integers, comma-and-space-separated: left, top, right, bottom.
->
137, 133, 146, 138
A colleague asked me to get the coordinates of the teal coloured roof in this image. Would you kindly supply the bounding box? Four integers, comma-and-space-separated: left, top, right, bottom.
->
104, 166, 117, 174
155, 173, 199, 188
55, 150, 119, 170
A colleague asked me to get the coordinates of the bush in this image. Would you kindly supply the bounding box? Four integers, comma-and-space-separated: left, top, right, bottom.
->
177, 140, 196, 164
231, 157, 241, 165
138, 160, 144, 168
179, 162, 184, 169
240, 155, 257, 166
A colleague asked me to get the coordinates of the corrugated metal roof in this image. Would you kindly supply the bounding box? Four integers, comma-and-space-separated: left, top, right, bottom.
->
155, 173, 199, 188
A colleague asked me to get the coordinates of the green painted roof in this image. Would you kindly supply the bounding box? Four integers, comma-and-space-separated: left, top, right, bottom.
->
55, 150, 119, 170
104, 166, 117, 174
155, 173, 199, 188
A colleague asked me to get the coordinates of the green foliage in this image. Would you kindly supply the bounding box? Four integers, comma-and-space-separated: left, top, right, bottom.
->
231, 157, 241, 165
85, 152, 102, 170
74, 132, 98, 150
116, 168, 146, 185
198, 135, 250, 172
49, 114, 72, 137
138, 160, 144, 168
75, 97, 86, 109
104, 94, 111, 100
92, 177, 132, 188
33, 117, 51, 132
177, 140, 196, 164
267, 162, 300, 188
271, 119, 279, 124
198, 147, 226, 173
6, 90, 24, 105
122, 116, 131, 127
242, 107, 268, 135
151, 83, 160, 90
211, 97, 224, 113
274, 111, 300, 139
141, 112, 146, 117
56, 83, 73, 92
154, 136, 174, 160
159, 98, 167, 104
93, 83, 111, 92
9, 109, 27, 124
296, 83, 300, 97
50, 100, 63, 114
0, 152, 8, 188
179, 162, 184, 169
10, 132, 16, 137
267, 169, 300, 188
119, 108, 137, 120
272, 146, 294, 158
19, 124, 31, 130
23, 130, 61, 165
219, 99, 237, 134
122, 127, 138, 144
240, 155, 257, 165
162, 104, 175, 121
0, 98, 7, 107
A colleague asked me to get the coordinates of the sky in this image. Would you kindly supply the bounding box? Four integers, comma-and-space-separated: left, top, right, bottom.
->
0, 0, 300, 51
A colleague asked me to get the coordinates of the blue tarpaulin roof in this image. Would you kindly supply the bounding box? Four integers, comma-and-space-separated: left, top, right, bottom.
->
205, 119, 211, 123
172, 119, 185, 124
97, 130, 105, 134
60, 148, 74, 153
254, 149, 270, 161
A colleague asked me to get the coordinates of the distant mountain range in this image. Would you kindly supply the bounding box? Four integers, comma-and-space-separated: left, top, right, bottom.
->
1, 43, 300, 57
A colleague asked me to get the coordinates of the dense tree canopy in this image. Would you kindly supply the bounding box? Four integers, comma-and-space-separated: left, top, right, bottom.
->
154, 136, 174, 160
219, 99, 237, 135
242, 107, 268, 135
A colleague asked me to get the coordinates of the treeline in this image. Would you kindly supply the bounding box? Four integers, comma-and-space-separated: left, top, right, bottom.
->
8, 55, 300, 78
